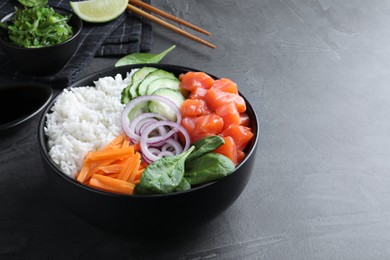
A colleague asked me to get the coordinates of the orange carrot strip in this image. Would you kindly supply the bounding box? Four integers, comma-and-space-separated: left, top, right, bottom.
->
89, 174, 135, 195
76, 135, 146, 195
98, 164, 123, 174
103, 134, 126, 149
122, 137, 130, 148
133, 179, 140, 185
87, 146, 134, 161
87, 158, 118, 179
106, 173, 120, 179
133, 168, 145, 181
128, 153, 142, 182
76, 160, 93, 183
117, 156, 132, 180
117, 153, 141, 182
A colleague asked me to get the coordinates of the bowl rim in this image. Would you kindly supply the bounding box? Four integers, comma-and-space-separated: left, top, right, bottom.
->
0, 6, 83, 51
37, 63, 259, 199
0, 84, 53, 133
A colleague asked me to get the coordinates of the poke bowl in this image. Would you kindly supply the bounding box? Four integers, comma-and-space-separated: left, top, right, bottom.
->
37, 64, 259, 236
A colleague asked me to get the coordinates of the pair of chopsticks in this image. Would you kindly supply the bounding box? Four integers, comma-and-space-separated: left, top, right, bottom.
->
127, 0, 215, 49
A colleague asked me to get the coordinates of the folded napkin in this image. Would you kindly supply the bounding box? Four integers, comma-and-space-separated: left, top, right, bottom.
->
0, 0, 153, 88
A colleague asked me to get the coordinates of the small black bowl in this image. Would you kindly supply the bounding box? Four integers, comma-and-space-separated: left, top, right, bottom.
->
0, 6, 82, 75
37, 64, 259, 236
0, 84, 53, 135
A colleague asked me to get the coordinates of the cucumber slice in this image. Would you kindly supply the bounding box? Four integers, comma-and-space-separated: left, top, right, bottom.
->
120, 67, 157, 103
120, 86, 131, 104
137, 69, 177, 96
127, 102, 149, 121
128, 79, 143, 99
127, 67, 158, 100
146, 78, 180, 95
132, 67, 158, 82
148, 88, 185, 122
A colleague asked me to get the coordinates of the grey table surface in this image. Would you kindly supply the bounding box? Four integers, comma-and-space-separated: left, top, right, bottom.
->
2, 0, 390, 259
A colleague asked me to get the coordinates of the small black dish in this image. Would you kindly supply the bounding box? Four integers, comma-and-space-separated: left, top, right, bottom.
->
38, 64, 259, 237
0, 84, 53, 135
0, 7, 82, 76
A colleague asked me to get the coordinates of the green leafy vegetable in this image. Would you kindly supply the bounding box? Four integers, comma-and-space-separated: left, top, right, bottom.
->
139, 146, 195, 194
174, 178, 191, 192
184, 152, 235, 185
186, 135, 225, 162
18, 0, 47, 7
115, 45, 176, 67
1, 4, 73, 48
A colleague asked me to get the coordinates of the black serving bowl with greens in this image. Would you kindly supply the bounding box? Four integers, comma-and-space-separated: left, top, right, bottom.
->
37, 64, 259, 236
0, 6, 82, 75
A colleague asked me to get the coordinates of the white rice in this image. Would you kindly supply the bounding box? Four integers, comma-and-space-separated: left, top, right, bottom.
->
44, 70, 137, 178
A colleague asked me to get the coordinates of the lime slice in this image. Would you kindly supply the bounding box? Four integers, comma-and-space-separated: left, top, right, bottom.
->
70, 0, 128, 23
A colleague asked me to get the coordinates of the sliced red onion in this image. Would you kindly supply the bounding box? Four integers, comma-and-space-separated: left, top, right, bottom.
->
158, 151, 175, 157
162, 139, 184, 155
140, 121, 190, 163
121, 95, 190, 164
132, 113, 167, 136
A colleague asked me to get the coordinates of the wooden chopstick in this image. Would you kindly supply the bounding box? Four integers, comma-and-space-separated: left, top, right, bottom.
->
129, 0, 211, 36
127, 4, 216, 49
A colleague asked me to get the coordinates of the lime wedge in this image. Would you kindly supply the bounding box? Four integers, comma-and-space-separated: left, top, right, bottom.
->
70, 0, 128, 23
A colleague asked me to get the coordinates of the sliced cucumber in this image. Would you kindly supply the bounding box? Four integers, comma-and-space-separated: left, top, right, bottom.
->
132, 67, 158, 83
128, 79, 143, 99
137, 69, 177, 97
146, 78, 180, 95
148, 88, 185, 122
120, 67, 157, 103
127, 102, 149, 121
120, 87, 131, 104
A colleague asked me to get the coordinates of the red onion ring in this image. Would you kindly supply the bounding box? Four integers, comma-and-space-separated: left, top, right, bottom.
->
121, 96, 181, 142
121, 95, 190, 163
140, 121, 190, 163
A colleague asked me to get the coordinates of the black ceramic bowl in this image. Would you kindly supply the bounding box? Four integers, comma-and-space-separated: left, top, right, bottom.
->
0, 84, 53, 135
0, 7, 82, 75
37, 64, 259, 236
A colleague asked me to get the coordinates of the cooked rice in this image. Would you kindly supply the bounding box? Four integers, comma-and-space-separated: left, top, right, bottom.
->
44, 70, 136, 178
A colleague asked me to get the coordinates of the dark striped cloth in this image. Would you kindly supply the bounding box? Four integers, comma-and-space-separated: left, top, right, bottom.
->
0, 0, 152, 88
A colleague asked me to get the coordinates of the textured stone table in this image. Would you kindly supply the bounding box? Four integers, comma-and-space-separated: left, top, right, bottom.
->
1, 0, 390, 259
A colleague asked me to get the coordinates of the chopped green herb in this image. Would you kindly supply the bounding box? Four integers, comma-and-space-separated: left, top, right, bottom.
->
1, 3, 73, 48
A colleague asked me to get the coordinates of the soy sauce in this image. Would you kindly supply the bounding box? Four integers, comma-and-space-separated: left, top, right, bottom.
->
0, 85, 52, 125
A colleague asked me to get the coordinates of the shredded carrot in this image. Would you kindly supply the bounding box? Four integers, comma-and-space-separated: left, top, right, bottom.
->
118, 152, 141, 182
76, 160, 93, 183
76, 134, 147, 195
133, 168, 145, 181
89, 174, 135, 195
86, 146, 134, 161
104, 133, 126, 149
122, 139, 130, 148
98, 164, 123, 174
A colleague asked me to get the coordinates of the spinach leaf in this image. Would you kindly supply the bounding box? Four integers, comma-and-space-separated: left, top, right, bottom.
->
19, 0, 47, 7
175, 178, 191, 192
135, 176, 191, 194
185, 152, 235, 185
186, 135, 225, 162
139, 146, 194, 194
115, 45, 176, 67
